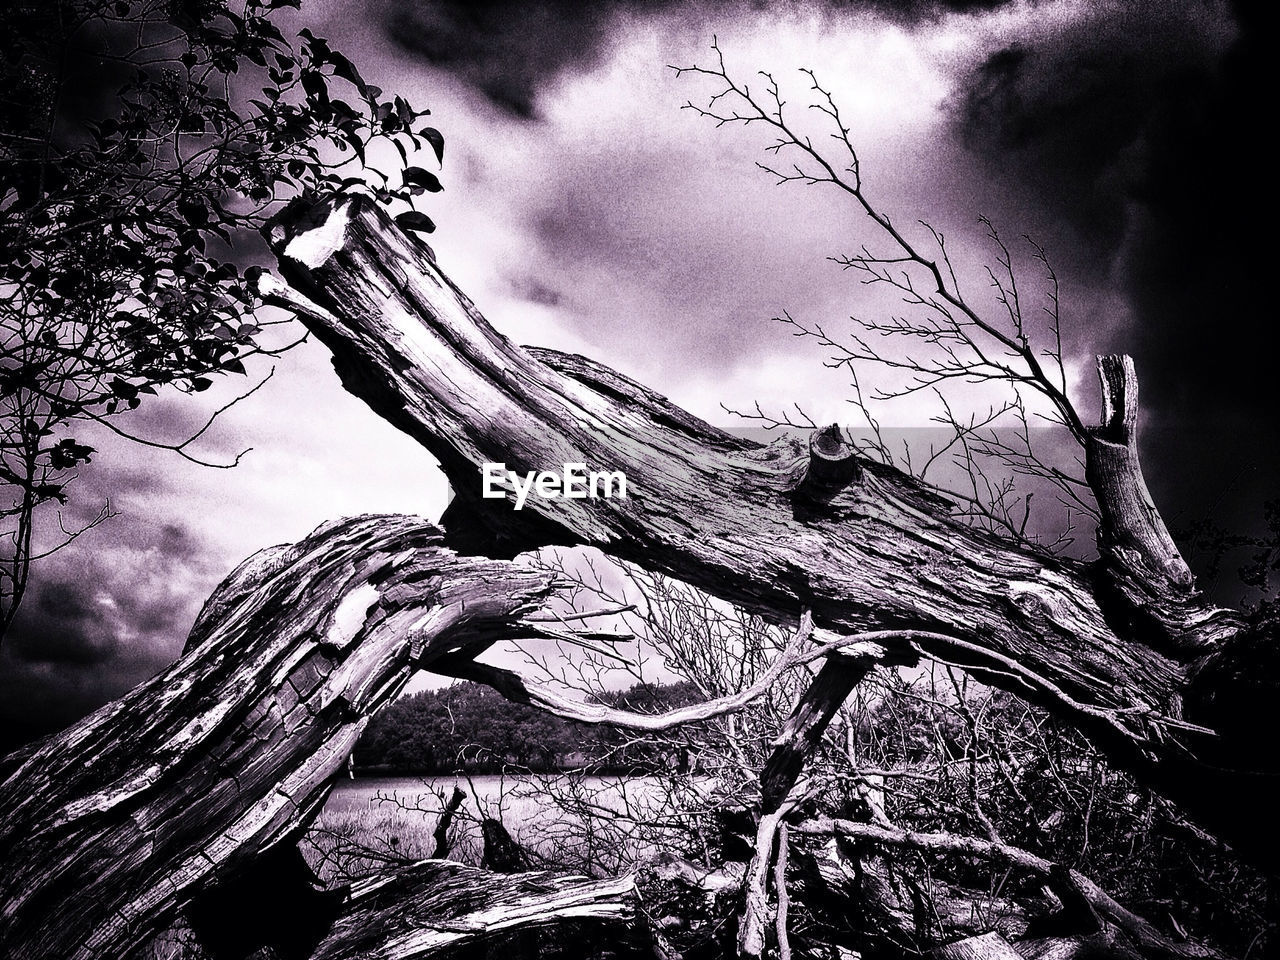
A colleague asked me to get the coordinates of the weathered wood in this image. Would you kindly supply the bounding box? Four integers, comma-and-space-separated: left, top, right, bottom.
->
934, 932, 1026, 960
633, 854, 743, 960
793, 832, 1184, 960
1017, 932, 1144, 960
759, 657, 877, 811
0, 515, 588, 959
740, 809, 786, 959
1083, 355, 1234, 652
309, 859, 639, 960
791, 423, 861, 504
774, 822, 792, 960
736, 651, 882, 960
739, 828, 1049, 959
262, 195, 1277, 869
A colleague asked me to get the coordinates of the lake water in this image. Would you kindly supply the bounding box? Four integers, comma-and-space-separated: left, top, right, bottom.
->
325, 773, 663, 819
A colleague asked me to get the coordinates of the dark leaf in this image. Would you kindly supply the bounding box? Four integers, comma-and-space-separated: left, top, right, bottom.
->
402, 167, 443, 192
300, 69, 328, 106
328, 51, 365, 94
421, 126, 445, 165
177, 199, 209, 226
394, 211, 436, 234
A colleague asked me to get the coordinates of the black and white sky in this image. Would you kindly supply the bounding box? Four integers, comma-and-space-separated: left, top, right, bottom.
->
2, 0, 1271, 749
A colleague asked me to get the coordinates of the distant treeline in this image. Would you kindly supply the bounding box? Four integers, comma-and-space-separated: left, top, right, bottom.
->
353, 680, 701, 775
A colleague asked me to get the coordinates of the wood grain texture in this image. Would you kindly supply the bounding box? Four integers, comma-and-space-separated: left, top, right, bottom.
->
309, 859, 638, 960
934, 932, 1025, 960
1083, 355, 1236, 652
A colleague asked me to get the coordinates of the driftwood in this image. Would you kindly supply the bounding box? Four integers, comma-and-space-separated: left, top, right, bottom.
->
310, 859, 638, 960
0, 515, 622, 959
935, 933, 1027, 960
312, 853, 752, 960
262, 194, 1276, 874
795, 820, 1219, 960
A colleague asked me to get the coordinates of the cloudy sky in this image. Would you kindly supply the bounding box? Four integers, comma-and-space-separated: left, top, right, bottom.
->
2, 0, 1270, 749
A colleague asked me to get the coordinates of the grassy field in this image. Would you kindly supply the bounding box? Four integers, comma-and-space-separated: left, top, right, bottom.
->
306, 775, 531, 879
305, 774, 668, 881
143, 774, 672, 957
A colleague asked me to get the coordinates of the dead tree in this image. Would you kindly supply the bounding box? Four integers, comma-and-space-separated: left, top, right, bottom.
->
0, 516, 823, 958
0, 187, 1268, 956
260, 195, 1276, 882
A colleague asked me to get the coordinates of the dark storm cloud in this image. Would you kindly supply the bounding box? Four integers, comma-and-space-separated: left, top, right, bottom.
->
382, 0, 1018, 118
385, 0, 629, 119
385, 0, 1271, 582
0, 507, 217, 752
7, 582, 119, 666
947, 0, 1274, 572
948, 2, 1231, 274
1122, 0, 1275, 546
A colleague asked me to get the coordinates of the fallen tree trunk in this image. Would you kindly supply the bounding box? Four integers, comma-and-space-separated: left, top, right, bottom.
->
262, 195, 1277, 871
0, 515, 614, 959
935, 933, 1027, 960
309, 859, 639, 960
5, 190, 1249, 959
